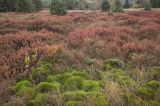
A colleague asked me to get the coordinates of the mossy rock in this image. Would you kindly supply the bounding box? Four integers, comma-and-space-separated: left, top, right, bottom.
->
64, 101, 82, 106
82, 80, 102, 92
35, 82, 60, 94
63, 76, 85, 91
104, 59, 125, 70
138, 87, 155, 100
62, 90, 87, 102
86, 92, 108, 106
32, 62, 53, 83
28, 93, 54, 106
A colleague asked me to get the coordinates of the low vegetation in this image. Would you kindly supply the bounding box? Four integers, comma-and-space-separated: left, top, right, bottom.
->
0, 0, 160, 106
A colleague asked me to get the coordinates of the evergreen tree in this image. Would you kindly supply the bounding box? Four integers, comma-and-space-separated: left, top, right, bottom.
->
15, 0, 35, 12
0, 0, 7, 12
33, 0, 42, 11
101, 0, 110, 11
123, 0, 130, 8
64, 0, 78, 10
151, 0, 160, 8
133, 0, 143, 8
144, 0, 151, 11
50, 0, 67, 15
112, 0, 123, 12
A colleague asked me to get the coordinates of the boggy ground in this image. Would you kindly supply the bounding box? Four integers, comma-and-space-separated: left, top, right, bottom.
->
0, 11, 160, 106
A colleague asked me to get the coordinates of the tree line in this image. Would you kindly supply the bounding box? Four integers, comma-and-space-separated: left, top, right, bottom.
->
0, 0, 160, 15
0, 0, 42, 12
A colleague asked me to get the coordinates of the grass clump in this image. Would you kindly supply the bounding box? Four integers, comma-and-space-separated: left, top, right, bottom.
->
28, 93, 54, 106
62, 90, 87, 102
104, 69, 135, 87
104, 59, 125, 70
35, 82, 60, 94
13, 80, 33, 96
71, 70, 89, 79
138, 87, 155, 100
82, 80, 102, 92
32, 62, 53, 83
137, 80, 160, 100
144, 80, 160, 90
123, 92, 146, 106
64, 101, 82, 106
46, 72, 72, 85
63, 76, 85, 91
14, 80, 32, 92
86, 92, 108, 106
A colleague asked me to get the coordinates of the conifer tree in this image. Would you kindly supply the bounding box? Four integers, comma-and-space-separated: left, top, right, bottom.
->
15, 0, 35, 12
33, 0, 42, 11
112, 0, 123, 12
50, 0, 67, 15
101, 0, 110, 11
123, 0, 130, 9
0, 0, 7, 12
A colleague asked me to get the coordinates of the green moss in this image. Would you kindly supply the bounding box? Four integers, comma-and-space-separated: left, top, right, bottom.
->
16, 86, 34, 97
105, 69, 135, 87
13, 80, 32, 93
104, 59, 125, 70
63, 91, 108, 106
71, 71, 89, 79
32, 62, 53, 83
138, 87, 155, 100
82, 80, 102, 92
28, 93, 53, 106
50, 73, 72, 84
144, 81, 160, 90
64, 101, 82, 106
62, 90, 87, 102
63, 76, 85, 91
35, 82, 60, 94
45, 75, 57, 83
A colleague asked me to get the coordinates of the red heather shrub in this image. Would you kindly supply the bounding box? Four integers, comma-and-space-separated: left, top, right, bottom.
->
0, 29, 63, 79
113, 13, 131, 20
127, 11, 160, 18
137, 18, 158, 26
97, 15, 109, 21
121, 16, 139, 25
68, 26, 136, 48
0, 14, 73, 34
122, 42, 145, 53
138, 24, 160, 40
68, 27, 114, 48
69, 12, 94, 23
